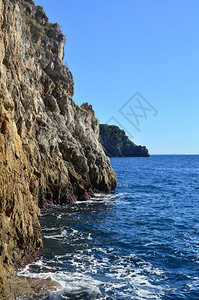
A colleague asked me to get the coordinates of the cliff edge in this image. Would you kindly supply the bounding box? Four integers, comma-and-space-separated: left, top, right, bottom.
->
100, 124, 150, 157
0, 0, 116, 298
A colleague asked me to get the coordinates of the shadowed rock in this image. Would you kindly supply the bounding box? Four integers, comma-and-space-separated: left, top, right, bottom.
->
99, 124, 150, 157
0, 0, 116, 297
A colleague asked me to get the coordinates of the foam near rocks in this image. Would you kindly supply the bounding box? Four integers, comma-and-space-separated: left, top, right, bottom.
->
17, 195, 165, 299
0, 0, 116, 297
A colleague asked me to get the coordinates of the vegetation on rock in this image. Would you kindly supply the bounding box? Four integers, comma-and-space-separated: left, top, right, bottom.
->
0, 0, 116, 298
99, 124, 150, 157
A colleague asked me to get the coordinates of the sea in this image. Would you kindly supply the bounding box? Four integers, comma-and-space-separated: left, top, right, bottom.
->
18, 155, 199, 299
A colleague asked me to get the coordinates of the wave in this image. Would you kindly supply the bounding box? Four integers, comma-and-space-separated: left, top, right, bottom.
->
17, 249, 165, 300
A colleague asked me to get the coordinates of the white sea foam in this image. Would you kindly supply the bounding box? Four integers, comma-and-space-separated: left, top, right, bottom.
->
17, 191, 167, 299
44, 229, 68, 239
18, 264, 102, 298
17, 247, 165, 300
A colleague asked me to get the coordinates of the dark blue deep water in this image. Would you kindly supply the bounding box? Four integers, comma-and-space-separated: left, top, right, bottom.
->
18, 155, 199, 299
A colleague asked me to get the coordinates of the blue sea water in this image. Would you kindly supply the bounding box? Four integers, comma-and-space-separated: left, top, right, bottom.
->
18, 155, 199, 299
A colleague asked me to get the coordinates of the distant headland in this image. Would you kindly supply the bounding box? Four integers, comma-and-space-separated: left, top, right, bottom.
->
99, 124, 150, 157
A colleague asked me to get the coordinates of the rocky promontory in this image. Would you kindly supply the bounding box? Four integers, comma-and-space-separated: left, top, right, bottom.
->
99, 124, 150, 157
0, 0, 116, 298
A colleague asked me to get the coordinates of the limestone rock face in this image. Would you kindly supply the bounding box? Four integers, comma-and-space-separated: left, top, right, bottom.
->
100, 124, 150, 157
0, 0, 116, 297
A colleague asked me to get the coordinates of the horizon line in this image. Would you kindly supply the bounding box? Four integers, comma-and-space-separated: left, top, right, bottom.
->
150, 153, 199, 155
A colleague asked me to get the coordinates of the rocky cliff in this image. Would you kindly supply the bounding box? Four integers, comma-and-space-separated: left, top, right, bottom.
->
100, 124, 150, 157
0, 0, 116, 298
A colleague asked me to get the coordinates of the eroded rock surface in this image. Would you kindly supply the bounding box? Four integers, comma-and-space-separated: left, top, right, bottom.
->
0, 0, 116, 298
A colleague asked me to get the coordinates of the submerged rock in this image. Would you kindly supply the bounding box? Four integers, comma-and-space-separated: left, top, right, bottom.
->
99, 124, 150, 157
0, 0, 116, 297
5, 276, 60, 299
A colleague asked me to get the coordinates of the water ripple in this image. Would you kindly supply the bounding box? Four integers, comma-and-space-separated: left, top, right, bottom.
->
18, 155, 199, 299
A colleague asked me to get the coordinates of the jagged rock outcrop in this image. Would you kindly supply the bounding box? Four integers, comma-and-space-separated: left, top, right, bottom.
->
0, 0, 116, 298
99, 124, 150, 157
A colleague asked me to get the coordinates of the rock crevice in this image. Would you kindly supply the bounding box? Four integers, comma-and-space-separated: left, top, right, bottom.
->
0, 0, 116, 297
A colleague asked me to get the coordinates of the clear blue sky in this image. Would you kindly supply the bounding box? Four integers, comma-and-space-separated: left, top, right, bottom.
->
34, 0, 199, 154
